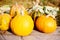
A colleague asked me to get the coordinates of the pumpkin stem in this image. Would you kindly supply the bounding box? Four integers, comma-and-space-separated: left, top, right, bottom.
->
36, 0, 40, 4
21, 10, 24, 16
16, 3, 25, 16
46, 14, 55, 19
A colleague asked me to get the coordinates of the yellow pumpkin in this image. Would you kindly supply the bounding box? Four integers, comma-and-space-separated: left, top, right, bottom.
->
0, 13, 11, 31
10, 4, 34, 36
11, 14, 34, 36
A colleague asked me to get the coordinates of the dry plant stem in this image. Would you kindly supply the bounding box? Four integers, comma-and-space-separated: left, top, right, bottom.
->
15, 3, 25, 16
34, 0, 39, 3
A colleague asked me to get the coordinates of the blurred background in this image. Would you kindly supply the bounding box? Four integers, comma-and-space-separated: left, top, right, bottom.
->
0, 0, 60, 8
0, 0, 60, 26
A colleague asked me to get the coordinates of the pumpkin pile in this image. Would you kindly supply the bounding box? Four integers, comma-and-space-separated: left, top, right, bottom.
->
0, 3, 59, 36
0, 4, 34, 36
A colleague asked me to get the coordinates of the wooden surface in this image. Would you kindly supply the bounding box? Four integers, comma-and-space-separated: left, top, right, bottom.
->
0, 27, 60, 40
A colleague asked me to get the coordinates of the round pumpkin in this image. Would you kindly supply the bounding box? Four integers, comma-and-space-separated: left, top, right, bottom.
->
36, 15, 57, 33
10, 4, 34, 36
10, 14, 34, 36
0, 13, 11, 31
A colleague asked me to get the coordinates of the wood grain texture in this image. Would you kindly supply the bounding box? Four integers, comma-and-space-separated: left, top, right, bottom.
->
0, 31, 22, 40
0, 35, 5, 40
0, 27, 60, 40
23, 27, 60, 40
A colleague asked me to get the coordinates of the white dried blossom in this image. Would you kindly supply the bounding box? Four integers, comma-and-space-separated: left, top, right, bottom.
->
44, 6, 59, 17
38, 6, 44, 13
0, 5, 10, 12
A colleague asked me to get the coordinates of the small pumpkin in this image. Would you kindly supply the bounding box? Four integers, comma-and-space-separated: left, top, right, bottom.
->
36, 15, 57, 33
10, 4, 34, 36
0, 13, 11, 31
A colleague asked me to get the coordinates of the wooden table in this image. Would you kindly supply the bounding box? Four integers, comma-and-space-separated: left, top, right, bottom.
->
0, 27, 60, 40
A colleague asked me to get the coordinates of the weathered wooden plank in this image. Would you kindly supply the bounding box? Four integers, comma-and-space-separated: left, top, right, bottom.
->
1, 31, 22, 40
0, 35, 5, 40
0, 27, 60, 40
23, 27, 60, 40
2, 35, 21, 40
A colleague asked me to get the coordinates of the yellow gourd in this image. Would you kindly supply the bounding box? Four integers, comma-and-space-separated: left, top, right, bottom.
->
10, 4, 34, 36
0, 13, 11, 31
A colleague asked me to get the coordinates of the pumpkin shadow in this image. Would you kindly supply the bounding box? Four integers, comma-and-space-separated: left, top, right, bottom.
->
34, 23, 44, 33
34, 17, 44, 33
